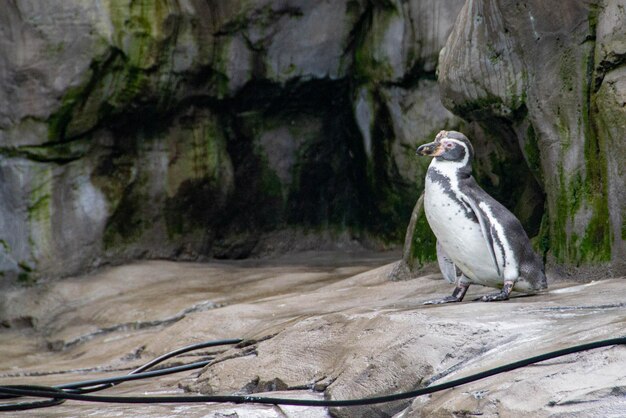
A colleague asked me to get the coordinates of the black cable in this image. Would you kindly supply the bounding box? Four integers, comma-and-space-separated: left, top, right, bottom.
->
0, 338, 242, 411
60, 338, 242, 394
0, 386, 65, 412
128, 338, 243, 375
58, 360, 211, 391
0, 362, 210, 411
1, 336, 624, 410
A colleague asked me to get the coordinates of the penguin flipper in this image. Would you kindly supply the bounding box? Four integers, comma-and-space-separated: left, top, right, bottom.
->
436, 241, 458, 284
460, 196, 502, 278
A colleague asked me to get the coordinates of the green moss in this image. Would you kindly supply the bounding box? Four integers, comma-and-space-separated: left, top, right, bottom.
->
452, 95, 505, 121
551, 163, 567, 261
558, 49, 575, 93
100, 150, 151, 250
524, 123, 542, 180
534, 211, 550, 259
212, 36, 237, 98
222, 134, 286, 233
487, 43, 500, 64
548, 6, 611, 265
107, 66, 151, 109
259, 161, 284, 202
17, 261, 33, 273
45, 41, 65, 58
109, 0, 171, 68
96, 125, 212, 250
408, 212, 437, 269
579, 198, 611, 262
352, 2, 400, 83
17, 272, 33, 285
102, 184, 150, 249
355, 44, 395, 82
164, 177, 224, 238
220, 77, 420, 250
346, 0, 362, 19
47, 84, 90, 142
27, 168, 53, 230
91, 151, 135, 210
23, 168, 54, 278
578, 5, 611, 263
551, 161, 611, 264
12, 139, 91, 163
28, 195, 51, 221
568, 171, 585, 214
358, 87, 417, 242
163, 113, 234, 238
48, 0, 185, 143
48, 49, 144, 142
0, 239, 10, 253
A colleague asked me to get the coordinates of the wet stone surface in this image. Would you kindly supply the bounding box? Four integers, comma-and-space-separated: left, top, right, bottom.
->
0, 252, 625, 417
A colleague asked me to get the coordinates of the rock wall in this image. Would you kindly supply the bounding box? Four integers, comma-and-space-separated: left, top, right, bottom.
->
435, 0, 626, 276
2, 0, 623, 284
0, 0, 464, 284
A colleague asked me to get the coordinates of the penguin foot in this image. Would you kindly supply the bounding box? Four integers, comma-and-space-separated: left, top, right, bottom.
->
423, 295, 463, 305
475, 281, 514, 302
475, 291, 510, 302
423, 282, 469, 305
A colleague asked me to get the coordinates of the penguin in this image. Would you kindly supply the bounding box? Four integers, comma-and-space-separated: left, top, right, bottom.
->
416, 130, 547, 303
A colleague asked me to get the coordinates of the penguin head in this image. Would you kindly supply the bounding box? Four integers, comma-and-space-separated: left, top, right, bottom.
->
416, 130, 474, 167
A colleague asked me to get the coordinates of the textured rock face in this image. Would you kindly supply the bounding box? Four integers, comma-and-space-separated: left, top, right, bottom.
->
437, 0, 626, 274
3, 0, 623, 283
0, 0, 464, 283
2, 256, 624, 417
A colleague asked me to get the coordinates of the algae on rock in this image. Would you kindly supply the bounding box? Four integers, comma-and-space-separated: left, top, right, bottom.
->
434, 0, 625, 276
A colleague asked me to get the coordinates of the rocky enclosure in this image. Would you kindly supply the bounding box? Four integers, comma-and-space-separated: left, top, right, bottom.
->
0, 0, 464, 284
1, 255, 624, 417
438, 0, 626, 275
1, 0, 626, 284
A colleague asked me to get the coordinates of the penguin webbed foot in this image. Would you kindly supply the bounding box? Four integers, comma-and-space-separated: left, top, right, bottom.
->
475, 291, 509, 302
423, 282, 469, 305
475, 281, 514, 302
423, 295, 463, 305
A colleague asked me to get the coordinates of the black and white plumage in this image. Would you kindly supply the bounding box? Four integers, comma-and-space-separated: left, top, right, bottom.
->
416, 130, 547, 303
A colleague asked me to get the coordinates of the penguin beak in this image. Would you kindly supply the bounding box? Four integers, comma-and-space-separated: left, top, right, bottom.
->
416, 141, 444, 157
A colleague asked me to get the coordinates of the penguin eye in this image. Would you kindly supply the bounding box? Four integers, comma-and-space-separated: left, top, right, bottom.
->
444, 142, 454, 149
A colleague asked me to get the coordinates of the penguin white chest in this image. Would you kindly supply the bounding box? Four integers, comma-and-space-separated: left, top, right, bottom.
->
424, 172, 501, 284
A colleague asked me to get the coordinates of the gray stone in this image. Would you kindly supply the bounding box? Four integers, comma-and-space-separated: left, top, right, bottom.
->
220, 33, 254, 94
257, 119, 320, 192
437, 0, 626, 271
4, 0, 624, 284
0, 154, 109, 281
355, 0, 465, 82
265, 1, 359, 82
438, 0, 526, 117
382, 81, 461, 184
0, 1, 107, 131
594, 0, 626, 270
1, 255, 624, 417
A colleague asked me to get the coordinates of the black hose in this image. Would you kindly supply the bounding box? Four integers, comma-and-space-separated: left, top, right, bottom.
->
60, 338, 242, 394
58, 360, 211, 390
0, 386, 65, 411
1, 336, 624, 411
0, 338, 242, 411
128, 338, 243, 375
